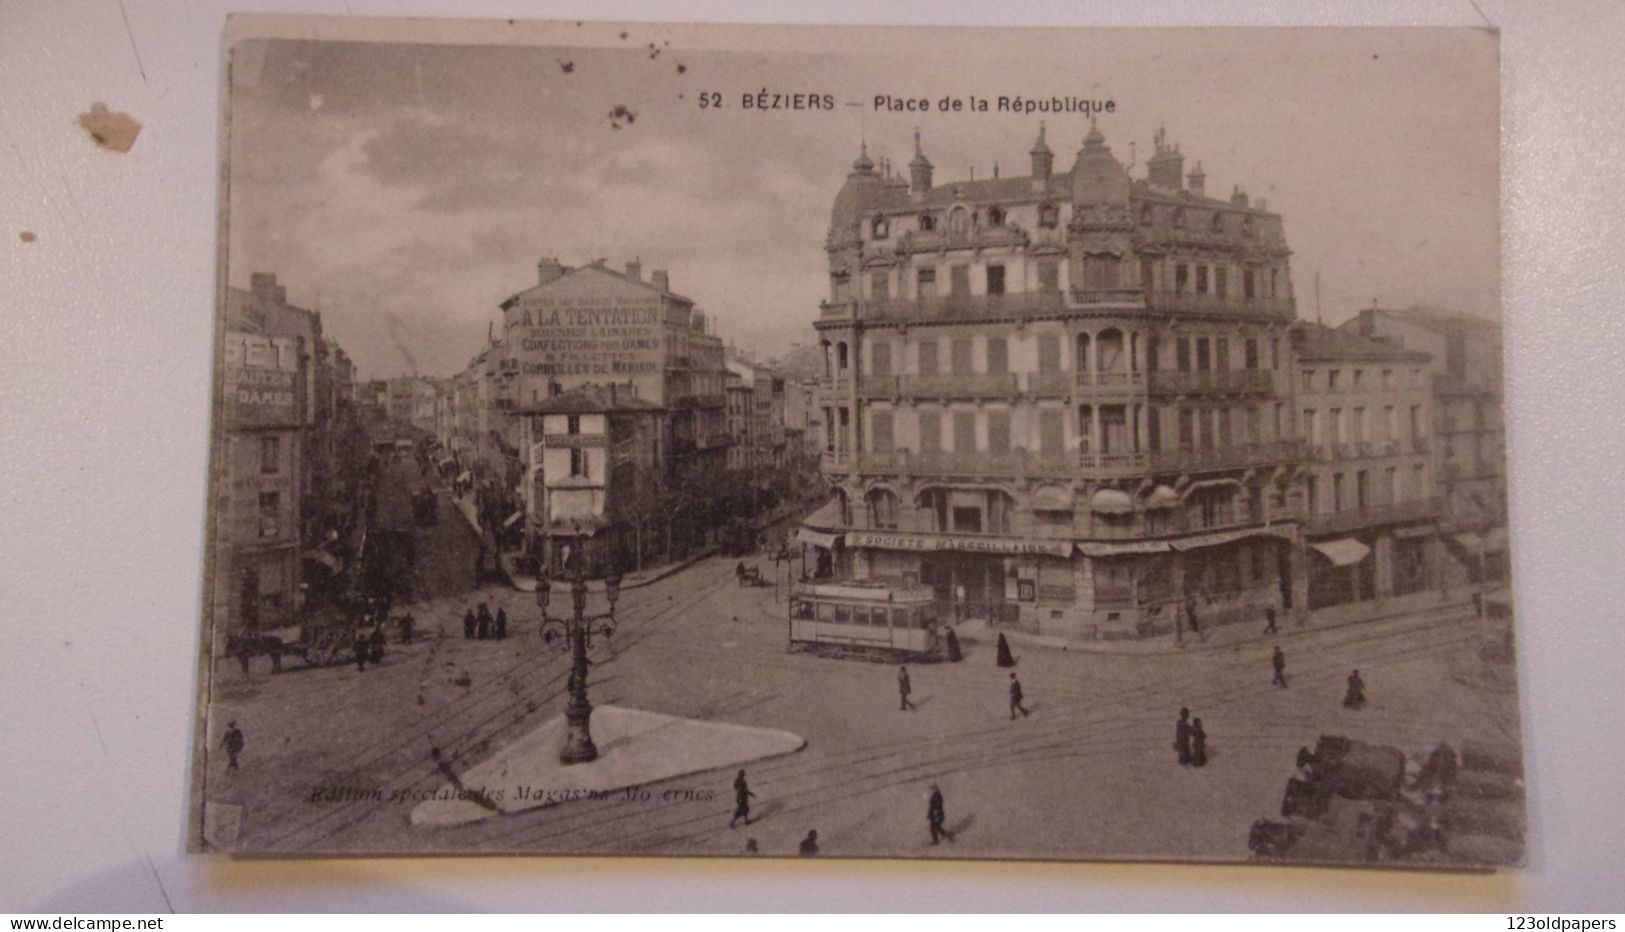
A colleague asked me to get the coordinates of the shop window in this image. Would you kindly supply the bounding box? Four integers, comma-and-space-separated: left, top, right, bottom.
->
987, 206, 1006, 226
952, 506, 983, 533
919, 213, 936, 232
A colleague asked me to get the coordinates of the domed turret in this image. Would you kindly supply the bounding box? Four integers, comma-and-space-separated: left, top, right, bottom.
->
1070, 120, 1131, 205
830, 141, 884, 235
1030, 121, 1054, 178
908, 130, 934, 195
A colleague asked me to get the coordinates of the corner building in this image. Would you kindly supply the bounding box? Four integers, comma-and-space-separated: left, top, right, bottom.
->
808, 125, 1312, 639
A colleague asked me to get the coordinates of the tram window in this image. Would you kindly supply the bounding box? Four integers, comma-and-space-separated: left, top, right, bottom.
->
792, 600, 813, 620
893, 608, 909, 628
833, 604, 851, 623
816, 602, 834, 621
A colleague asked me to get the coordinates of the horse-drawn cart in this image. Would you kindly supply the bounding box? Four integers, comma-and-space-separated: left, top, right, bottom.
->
227, 615, 363, 674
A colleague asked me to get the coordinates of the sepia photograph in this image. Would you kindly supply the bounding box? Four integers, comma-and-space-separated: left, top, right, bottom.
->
191, 17, 1521, 867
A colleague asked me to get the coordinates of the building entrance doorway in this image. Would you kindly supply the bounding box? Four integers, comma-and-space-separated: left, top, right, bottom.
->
921, 552, 1008, 625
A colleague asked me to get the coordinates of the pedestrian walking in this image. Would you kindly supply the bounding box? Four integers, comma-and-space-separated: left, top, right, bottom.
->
1263, 605, 1279, 635
898, 665, 915, 712
476, 603, 491, 640
944, 626, 963, 663
1008, 672, 1030, 719
463, 608, 476, 640
354, 630, 370, 672
368, 626, 386, 666
495, 608, 508, 641
995, 632, 1016, 668
1343, 669, 1367, 710
730, 769, 756, 828
1190, 718, 1208, 767
222, 720, 244, 773
1186, 595, 1205, 644
798, 829, 820, 856
1271, 645, 1288, 688
927, 783, 955, 845
1174, 707, 1192, 766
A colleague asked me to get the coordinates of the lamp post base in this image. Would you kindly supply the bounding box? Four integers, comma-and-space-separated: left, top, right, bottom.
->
559, 699, 598, 765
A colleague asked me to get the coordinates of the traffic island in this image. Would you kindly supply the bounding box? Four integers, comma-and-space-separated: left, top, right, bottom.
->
410, 705, 806, 828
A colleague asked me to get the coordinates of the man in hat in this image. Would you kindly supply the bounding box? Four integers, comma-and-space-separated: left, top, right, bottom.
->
927, 783, 954, 845
730, 769, 756, 828
221, 720, 245, 773
463, 608, 476, 640
354, 628, 370, 672
476, 602, 492, 641
1271, 645, 1288, 688
898, 665, 915, 712
798, 829, 820, 856
1009, 672, 1030, 719
1263, 605, 1279, 635
495, 607, 508, 641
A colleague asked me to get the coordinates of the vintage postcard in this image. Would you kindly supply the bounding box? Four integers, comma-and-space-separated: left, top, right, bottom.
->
192, 16, 1520, 867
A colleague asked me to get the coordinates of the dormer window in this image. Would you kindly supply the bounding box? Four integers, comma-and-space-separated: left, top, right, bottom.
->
1038, 203, 1059, 229
871, 215, 889, 239
918, 212, 936, 232
987, 206, 1006, 226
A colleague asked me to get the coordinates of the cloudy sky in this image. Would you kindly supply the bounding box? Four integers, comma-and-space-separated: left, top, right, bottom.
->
226, 24, 1499, 381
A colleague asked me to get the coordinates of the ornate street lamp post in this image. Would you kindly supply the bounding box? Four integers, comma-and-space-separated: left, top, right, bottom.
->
535, 565, 622, 765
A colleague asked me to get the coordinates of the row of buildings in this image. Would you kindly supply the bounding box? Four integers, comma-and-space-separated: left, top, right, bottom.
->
412, 259, 819, 575
799, 124, 1507, 639
212, 273, 368, 634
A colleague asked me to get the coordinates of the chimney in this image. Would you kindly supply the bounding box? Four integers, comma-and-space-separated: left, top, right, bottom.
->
1146, 125, 1184, 191
1186, 161, 1206, 197
651, 269, 670, 292
625, 258, 642, 282
537, 257, 565, 286
1230, 186, 1250, 208
249, 272, 278, 301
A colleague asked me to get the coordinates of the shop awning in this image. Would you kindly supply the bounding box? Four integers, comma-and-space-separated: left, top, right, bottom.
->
796, 527, 843, 549
1310, 538, 1371, 566
1031, 485, 1075, 512
503, 510, 525, 528
1077, 540, 1170, 557
1171, 528, 1275, 552
802, 498, 845, 531
1146, 485, 1181, 510
1452, 532, 1483, 552
1090, 488, 1134, 515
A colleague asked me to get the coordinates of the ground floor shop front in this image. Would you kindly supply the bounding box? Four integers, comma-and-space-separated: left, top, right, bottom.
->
798, 519, 1462, 641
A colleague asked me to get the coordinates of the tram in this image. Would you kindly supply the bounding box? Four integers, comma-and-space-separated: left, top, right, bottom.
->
788, 580, 942, 661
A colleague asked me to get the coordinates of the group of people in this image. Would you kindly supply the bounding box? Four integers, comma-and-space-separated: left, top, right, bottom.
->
728, 769, 959, 854
893, 632, 1029, 720
1174, 707, 1209, 767
353, 624, 387, 672
462, 602, 508, 641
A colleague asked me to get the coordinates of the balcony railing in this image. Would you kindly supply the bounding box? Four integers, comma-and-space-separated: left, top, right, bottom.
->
894, 372, 1021, 399
1145, 290, 1296, 319
859, 291, 1069, 323
1146, 439, 1309, 473
1301, 495, 1445, 535
1026, 369, 1074, 397
1147, 369, 1274, 395
1076, 370, 1147, 393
